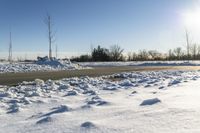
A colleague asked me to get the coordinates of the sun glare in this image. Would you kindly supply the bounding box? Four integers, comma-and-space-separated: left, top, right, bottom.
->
183, 9, 200, 28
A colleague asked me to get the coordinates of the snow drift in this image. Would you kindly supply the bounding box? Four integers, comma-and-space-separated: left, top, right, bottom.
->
1, 70, 200, 132
0, 59, 84, 73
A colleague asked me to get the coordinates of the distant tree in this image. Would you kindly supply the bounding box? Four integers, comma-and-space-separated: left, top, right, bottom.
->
185, 29, 190, 60
148, 50, 160, 60
138, 50, 149, 61
109, 44, 124, 61
173, 47, 183, 60
8, 30, 12, 63
168, 49, 174, 60
197, 45, 200, 59
190, 44, 197, 60
70, 54, 92, 62
92, 45, 110, 61
127, 52, 132, 61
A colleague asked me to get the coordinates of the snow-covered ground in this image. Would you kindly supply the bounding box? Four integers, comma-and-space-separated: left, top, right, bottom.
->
0, 60, 84, 73
1, 70, 200, 132
79, 61, 200, 67
2, 60, 200, 73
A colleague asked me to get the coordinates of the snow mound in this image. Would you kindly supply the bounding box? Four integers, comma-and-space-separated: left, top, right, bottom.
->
0, 59, 84, 73
140, 98, 161, 106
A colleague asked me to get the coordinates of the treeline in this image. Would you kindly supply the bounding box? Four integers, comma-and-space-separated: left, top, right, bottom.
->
70, 44, 200, 62
71, 45, 124, 62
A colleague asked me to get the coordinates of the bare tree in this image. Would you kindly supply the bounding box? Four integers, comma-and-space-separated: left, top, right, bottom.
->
44, 13, 56, 60
55, 44, 58, 59
109, 44, 124, 61
138, 49, 149, 60
191, 44, 197, 59
132, 52, 138, 61
173, 47, 183, 60
8, 30, 12, 63
127, 52, 132, 61
148, 50, 160, 60
185, 29, 190, 60
197, 45, 200, 58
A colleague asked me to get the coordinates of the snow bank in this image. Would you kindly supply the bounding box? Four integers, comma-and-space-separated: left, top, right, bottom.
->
0, 60, 84, 73
1, 70, 200, 132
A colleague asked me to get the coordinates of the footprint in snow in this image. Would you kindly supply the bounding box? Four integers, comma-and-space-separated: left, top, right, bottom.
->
7, 103, 20, 114
64, 90, 77, 96
158, 86, 165, 89
140, 98, 161, 106
103, 86, 118, 91
82, 90, 96, 95
36, 116, 52, 124
168, 80, 181, 86
131, 91, 137, 94
7, 105, 19, 114
144, 84, 151, 88
41, 105, 71, 117
81, 121, 96, 129
81, 104, 92, 110
87, 96, 109, 106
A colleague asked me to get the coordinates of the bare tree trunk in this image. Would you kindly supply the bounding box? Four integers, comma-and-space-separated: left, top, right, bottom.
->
185, 29, 190, 61
48, 15, 52, 59
8, 31, 12, 63
44, 14, 55, 60
55, 44, 58, 59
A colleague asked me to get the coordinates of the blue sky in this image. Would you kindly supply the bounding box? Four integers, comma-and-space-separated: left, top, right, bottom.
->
0, 0, 199, 59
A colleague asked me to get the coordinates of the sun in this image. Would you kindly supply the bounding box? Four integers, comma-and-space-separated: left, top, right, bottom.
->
183, 9, 200, 28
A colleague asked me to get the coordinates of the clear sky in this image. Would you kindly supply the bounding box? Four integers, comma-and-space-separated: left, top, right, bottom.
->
0, 0, 199, 59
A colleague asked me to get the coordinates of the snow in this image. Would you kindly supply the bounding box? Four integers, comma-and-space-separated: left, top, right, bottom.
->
1, 70, 200, 132
2, 60, 200, 73
0, 60, 84, 73
79, 60, 200, 67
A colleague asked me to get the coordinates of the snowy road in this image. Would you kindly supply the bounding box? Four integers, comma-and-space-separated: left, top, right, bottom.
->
1, 66, 200, 86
